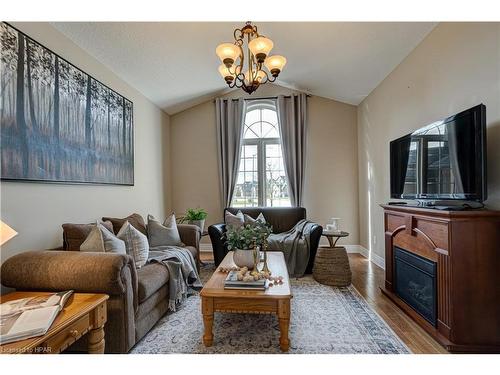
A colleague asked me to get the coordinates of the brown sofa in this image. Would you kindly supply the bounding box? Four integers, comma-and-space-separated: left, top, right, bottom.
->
0, 223, 201, 353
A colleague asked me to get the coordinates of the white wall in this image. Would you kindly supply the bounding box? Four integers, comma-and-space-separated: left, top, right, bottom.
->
170, 84, 359, 246
0, 23, 171, 269
358, 22, 500, 260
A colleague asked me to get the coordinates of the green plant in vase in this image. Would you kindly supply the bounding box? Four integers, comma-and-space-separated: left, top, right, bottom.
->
181, 207, 208, 232
224, 222, 272, 269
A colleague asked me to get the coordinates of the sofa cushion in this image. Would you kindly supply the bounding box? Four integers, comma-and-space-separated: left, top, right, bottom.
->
102, 213, 147, 236
147, 214, 183, 247
225, 210, 244, 228
136, 262, 169, 303
117, 221, 149, 269
244, 212, 266, 225
80, 222, 126, 254
62, 221, 114, 251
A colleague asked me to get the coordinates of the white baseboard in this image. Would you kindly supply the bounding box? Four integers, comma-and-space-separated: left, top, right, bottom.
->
200, 243, 386, 270
353, 245, 385, 270
200, 243, 213, 252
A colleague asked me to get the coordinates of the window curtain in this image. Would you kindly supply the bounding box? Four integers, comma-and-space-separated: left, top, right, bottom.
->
276, 93, 308, 207
215, 98, 246, 208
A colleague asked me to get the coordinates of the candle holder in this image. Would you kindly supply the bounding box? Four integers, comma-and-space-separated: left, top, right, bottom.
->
252, 240, 260, 272
261, 240, 270, 275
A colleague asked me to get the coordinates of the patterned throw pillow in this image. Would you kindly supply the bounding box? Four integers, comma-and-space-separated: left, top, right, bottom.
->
80, 222, 126, 254
147, 213, 183, 247
117, 221, 149, 268
244, 212, 266, 225
225, 210, 245, 228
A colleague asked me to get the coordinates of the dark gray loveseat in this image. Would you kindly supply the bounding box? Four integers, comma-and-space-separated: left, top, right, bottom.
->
208, 207, 322, 273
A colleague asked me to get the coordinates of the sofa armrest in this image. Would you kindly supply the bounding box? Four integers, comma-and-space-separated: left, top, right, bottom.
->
177, 224, 201, 250
208, 223, 227, 266
1, 250, 138, 308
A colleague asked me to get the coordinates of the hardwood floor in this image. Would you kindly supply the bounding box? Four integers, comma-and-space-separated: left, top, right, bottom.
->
200, 251, 448, 354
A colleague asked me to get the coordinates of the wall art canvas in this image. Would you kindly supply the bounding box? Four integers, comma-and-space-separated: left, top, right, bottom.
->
0, 23, 134, 185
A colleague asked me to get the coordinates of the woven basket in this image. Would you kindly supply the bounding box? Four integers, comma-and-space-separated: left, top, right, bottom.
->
312, 246, 352, 286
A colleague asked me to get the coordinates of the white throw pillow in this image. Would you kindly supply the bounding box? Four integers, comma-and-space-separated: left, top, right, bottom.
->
147, 213, 183, 247
117, 221, 149, 268
80, 222, 126, 254
225, 210, 245, 228
244, 212, 266, 225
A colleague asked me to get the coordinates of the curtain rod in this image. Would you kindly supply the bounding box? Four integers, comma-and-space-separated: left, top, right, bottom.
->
213, 94, 311, 103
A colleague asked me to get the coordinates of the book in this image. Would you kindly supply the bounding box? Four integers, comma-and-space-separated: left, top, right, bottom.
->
224, 271, 267, 290
0, 290, 74, 345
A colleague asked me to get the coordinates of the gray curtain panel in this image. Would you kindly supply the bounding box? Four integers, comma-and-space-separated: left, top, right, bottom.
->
215, 98, 246, 208
277, 93, 308, 207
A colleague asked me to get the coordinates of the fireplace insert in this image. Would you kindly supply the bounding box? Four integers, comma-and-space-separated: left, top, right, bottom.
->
394, 247, 437, 326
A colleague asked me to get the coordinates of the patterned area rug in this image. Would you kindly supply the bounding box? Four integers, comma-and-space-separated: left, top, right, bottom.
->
131, 264, 410, 354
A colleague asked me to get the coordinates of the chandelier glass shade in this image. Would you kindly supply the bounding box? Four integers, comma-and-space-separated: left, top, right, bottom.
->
216, 22, 286, 94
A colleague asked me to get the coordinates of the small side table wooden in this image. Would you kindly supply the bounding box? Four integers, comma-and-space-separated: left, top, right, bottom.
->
322, 231, 349, 247
0, 292, 108, 354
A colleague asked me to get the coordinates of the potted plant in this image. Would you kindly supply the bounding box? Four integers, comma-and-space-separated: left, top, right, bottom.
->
224, 222, 272, 269
181, 208, 208, 232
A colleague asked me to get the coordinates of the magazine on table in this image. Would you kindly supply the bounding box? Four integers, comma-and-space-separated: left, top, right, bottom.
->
0, 290, 74, 345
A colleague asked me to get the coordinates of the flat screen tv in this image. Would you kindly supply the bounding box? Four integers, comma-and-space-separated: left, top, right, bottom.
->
390, 104, 487, 202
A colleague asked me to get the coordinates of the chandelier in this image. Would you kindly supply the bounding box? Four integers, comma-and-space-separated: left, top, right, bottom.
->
216, 22, 287, 94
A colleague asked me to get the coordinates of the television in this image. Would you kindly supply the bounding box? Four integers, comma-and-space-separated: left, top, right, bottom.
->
390, 104, 487, 203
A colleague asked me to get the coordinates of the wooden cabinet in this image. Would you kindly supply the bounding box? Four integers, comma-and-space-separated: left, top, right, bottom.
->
381, 205, 500, 353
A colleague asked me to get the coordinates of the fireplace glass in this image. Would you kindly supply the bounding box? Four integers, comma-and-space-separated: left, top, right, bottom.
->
394, 247, 437, 326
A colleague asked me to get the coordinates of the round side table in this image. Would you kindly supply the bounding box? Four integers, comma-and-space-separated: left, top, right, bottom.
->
321, 231, 349, 247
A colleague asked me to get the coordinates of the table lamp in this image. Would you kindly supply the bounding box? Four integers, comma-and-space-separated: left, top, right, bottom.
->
0, 220, 18, 246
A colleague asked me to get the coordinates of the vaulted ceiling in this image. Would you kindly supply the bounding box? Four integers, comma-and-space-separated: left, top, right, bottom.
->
51, 22, 437, 114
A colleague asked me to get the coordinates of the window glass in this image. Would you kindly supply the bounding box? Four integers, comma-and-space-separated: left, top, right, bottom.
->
232, 103, 291, 207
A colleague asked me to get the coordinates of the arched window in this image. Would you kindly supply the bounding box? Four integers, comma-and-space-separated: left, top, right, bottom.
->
231, 100, 291, 207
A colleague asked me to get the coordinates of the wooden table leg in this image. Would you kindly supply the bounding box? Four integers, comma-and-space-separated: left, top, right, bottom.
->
202, 296, 214, 347
278, 299, 291, 352
88, 326, 105, 354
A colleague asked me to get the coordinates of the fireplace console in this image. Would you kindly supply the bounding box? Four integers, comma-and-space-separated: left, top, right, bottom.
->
381, 204, 500, 353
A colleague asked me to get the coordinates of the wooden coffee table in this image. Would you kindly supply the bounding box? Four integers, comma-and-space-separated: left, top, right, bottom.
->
200, 251, 292, 351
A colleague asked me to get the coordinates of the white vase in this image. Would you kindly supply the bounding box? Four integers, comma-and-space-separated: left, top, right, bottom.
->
188, 219, 205, 233
233, 248, 259, 269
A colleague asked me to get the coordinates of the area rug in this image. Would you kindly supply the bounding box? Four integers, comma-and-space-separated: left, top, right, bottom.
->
131, 264, 410, 354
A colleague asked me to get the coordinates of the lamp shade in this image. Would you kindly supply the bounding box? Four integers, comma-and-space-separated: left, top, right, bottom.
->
216, 43, 240, 64
0, 220, 17, 246
218, 64, 241, 78
244, 70, 266, 84
248, 36, 273, 57
264, 55, 287, 72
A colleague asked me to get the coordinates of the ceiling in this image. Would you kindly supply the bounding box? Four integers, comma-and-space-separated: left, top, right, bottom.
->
51, 22, 437, 115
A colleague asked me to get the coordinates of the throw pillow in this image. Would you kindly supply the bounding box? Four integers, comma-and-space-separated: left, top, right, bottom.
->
80, 222, 126, 254
117, 221, 149, 268
225, 210, 245, 228
244, 212, 266, 225
62, 221, 114, 251
102, 213, 147, 236
147, 213, 183, 247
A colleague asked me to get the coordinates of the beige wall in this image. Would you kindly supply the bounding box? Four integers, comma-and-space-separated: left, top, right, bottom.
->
170, 84, 359, 246
0, 23, 171, 268
357, 23, 500, 260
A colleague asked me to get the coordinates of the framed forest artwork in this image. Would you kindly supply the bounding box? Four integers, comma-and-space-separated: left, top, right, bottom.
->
0, 23, 134, 185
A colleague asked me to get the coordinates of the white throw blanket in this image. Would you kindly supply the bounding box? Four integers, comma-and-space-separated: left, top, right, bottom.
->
148, 246, 203, 311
